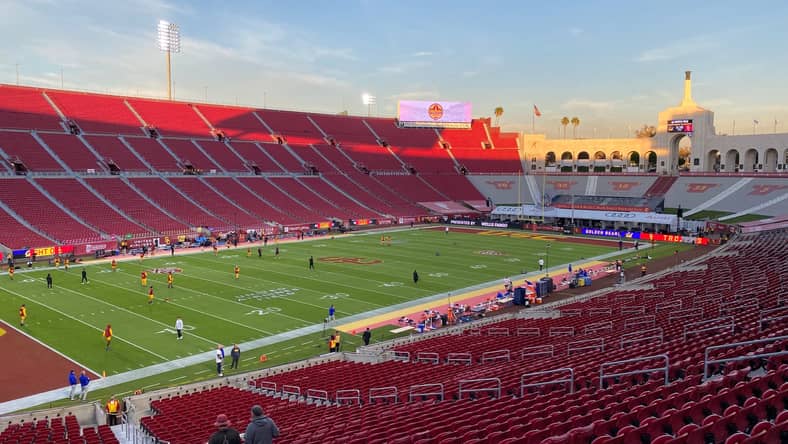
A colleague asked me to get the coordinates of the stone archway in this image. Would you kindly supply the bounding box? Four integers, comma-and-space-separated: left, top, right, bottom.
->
545, 151, 556, 166
577, 151, 590, 160
744, 148, 759, 172
724, 149, 740, 172
645, 151, 657, 172
561, 151, 573, 160
627, 151, 640, 167
707, 149, 721, 172
764, 148, 778, 172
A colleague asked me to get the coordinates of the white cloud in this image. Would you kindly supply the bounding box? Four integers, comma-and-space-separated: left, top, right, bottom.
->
412, 51, 433, 57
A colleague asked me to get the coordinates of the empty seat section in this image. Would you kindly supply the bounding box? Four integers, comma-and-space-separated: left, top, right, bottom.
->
258, 143, 305, 172
256, 109, 323, 144
85, 178, 187, 234
37, 133, 104, 172
195, 140, 249, 172
349, 172, 427, 216
36, 178, 151, 238
420, 175, 485, 201
298, 176, 380, 219
287, 144, 338, 173
395, 144, 457, 173
451, 146, 522, 173
0, 207, 54, 249
0, 178, 101, 243
321, 174, 396, 216
126, 99, 210, 137
161, 139, 220, 172
440, 120, 490, 148
48, 90, 142, 134
268, 177, 348, 219
0, 131, 66, 172
225, 141, 281, 172
196, 105, 271, 141
128, 178, 228, 230
167, 177, 260, 229
337, 143, 403, 171
373, 175, 446, 202
309, 113, 380, 145
366, 118, 439, 148
203, 177, 298, 225
84, 135, 150, 172
123, 137, 180, 171
0, 85, 63, 131
238, 177, 325, 223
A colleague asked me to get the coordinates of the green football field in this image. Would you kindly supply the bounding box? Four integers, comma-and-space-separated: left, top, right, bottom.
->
1, 227, 615, 377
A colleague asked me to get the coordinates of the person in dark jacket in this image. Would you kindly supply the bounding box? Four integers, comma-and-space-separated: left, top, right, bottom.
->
362, 328, 371, 346
413, 270, 419, 284
230, 344, 241, 369
245, 405, 280, 444
208, 414, 241, 444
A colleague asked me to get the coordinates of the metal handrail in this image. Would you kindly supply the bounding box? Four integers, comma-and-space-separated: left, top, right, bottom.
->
620, 327, 663, 349
415, 352, 440, 364
516, 327, 540, 337
521, 345, 555, 360
683, 316, 734, 341
584, 321, 613, 335
481, 349, 511, 363
600, 354, 670, 388
588, 307, 612, 316
669, 307, 704, 323
487, 327, 510, 336
408, 383, 444, 402
655, 299, 681, 313
561, 308, 583, 317
614, 294, 636, 304
446, 352, 473, 365
458, 378, 501, 399
369, 386, 398, 404
520, 367, 574, 396
759, 307, 788, 331
282, 385, 301, 397
703, 335, 788, 379
621, 306, 646, 315
305, 389, 329, 403
643, 291, 665, 301
624, 315, 656, 330
335, 389, 361, 405
568, 338, 605, 356
549, 326, 575, 337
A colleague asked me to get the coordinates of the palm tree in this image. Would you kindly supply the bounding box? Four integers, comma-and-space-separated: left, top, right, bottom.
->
570, 117, 580, 139
494, 107, 504, 126
560, 116, 570, 139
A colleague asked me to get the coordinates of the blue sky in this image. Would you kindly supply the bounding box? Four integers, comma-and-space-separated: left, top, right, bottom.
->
2, 0, 787, 138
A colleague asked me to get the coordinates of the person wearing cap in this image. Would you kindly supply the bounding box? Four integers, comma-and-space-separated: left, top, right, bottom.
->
207, 414, 242, 444
245, 405, 280, 444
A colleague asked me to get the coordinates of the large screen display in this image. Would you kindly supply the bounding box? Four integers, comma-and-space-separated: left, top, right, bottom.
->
667, 119, 693, 133
397, 101, 472, 128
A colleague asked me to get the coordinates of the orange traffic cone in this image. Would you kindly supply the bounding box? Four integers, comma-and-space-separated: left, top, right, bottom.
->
259, 354, 268, 362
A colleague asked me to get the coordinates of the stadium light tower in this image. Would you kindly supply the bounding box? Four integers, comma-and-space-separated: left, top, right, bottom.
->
157, 20, 181, 100
362, 93, 376, 117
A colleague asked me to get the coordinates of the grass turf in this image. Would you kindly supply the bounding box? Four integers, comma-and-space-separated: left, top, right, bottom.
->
1, 228, 615, 377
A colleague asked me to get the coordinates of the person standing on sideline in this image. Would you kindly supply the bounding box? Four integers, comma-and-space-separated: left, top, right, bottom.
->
46, 273, 53, 288
68, 370, 78, 400
111, 259, 117, 272
79, 370, 90, 400
170, 244, 175, 256
81, 268, 88, 284
328, 304, 335, 322
362, 328, 371, 346
19, 304, 26, 327
8, 265, 14, 280
308, 255, 314, 270
247, 247, 251, 258
445, 226, 449, 235
175, 317, 183, 340
103, 324, 113, 351
274, 246, 280, 258
328, 334, 336, 353
230, 344, 240, 369
140, 271, 147, 286
334, 331, 341, 352
105, 395, 120, 426
538, 258, 544, 271
215, 345, 224, 377
257, 247, 262, 258
147, 286, 154, 304
234, 265, 240, 280
167, 271, 173, 289
244, 405, 280, 444
208, 414, 242, 444
619, 239, 624, 250
413, 270, 419, 284
641, 263, 647, 277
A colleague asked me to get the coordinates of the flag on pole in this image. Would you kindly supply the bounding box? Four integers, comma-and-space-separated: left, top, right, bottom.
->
533, 105, 542, 117
753, 119, 759, 125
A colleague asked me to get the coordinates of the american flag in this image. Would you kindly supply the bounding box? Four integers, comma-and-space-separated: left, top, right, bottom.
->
533, 105, 542, 117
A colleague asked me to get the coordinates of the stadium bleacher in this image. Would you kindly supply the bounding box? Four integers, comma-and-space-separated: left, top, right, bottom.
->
133, 229, 787, 444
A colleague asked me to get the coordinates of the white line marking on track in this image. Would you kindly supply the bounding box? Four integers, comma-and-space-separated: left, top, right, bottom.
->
169, 376, 187, 382
142, 383, 159, 389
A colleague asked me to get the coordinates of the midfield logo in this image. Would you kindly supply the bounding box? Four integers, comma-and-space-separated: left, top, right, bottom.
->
748, 185, 788, 195
485, 180, 514, 190
547, 181, 577, 190
609, 182, 639, 191
686, 183, 718, 193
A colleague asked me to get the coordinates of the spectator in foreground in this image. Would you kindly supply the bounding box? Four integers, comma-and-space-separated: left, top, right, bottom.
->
207, 414, 242, 444
245, 405, 280, 444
